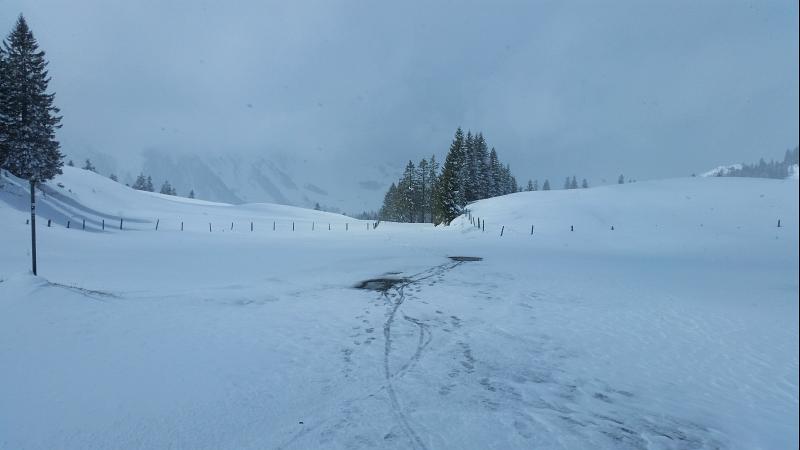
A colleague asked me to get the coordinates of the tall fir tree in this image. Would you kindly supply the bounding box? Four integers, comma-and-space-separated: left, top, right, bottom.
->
526, 179, 534, 191
473, 133, 489, 199
542, 179, 551, 191
533, 179, 539, 191
581, 178, 589, 189
570, 176, 578, 189
434, 127, 465, 224
0, 16, 64, 275
0, 15, 63, 183
417, 158, 429, 222
427, 154, 439, 223
487, 148, 501, 197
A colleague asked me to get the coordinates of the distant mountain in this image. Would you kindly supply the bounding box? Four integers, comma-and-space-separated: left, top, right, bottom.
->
65, 149, 402, 214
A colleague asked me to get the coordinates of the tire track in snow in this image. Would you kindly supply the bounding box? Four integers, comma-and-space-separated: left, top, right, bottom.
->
381, 261, 462, 450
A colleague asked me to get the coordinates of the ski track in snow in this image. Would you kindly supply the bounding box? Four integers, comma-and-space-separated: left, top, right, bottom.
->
381, 261, 462, 450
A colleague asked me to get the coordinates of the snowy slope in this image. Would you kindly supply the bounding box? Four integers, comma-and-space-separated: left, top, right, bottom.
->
0, 166, 363, 233
0, 171, 797, 450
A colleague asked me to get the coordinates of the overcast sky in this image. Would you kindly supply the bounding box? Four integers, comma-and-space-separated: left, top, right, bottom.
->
3, 0, 798, 183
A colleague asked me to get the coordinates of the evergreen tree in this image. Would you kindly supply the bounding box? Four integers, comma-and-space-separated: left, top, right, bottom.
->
82, 158, 95, 172
487, 148, 501, 197
0, 16, 63, 275
397, 160, 417, 222
188, 189, 195, 199
66, 159, 74, 167
145, 175, 154, 192
427, 154, 439, 223
618, 174, 625, 184
379, 182, 398, 221
570, 176, 578, 189
526, 179, 534, 191
434, 127, 466, 224
0, 44, 6, 169
542, 179, 550, 190
533, 179, 539, 191
564, 177, 571, 190
109, 173, 118, 182
417, 158, 429, 222
132, 173, 148, 190
581, 178, 588, 189
160, 180, 174, 195
474, 133, 489, 199
0, 15, 63, 184
463, 131, 478, 202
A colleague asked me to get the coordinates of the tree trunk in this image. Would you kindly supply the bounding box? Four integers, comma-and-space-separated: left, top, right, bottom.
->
30, 180, 37, 276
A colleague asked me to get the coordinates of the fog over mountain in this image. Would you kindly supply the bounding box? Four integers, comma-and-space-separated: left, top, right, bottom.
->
3, 0, 798, 211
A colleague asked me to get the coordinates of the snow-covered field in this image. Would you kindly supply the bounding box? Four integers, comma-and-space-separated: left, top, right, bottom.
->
1, 168, 797, 449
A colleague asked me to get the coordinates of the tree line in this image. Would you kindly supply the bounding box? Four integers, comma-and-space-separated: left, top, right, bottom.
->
379, 128, 523, 224
379, 127, 617, 225
712, 148, 798, 179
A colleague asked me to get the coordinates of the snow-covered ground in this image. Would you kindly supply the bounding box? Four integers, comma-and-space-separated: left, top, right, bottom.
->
1, 168, 797, 449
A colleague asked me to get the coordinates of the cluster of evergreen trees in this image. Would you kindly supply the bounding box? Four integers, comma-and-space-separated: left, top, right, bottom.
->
0, 16, 63, 186
380, 128, 519, 225
130, 173, 186, 196
716, 148, 799, 179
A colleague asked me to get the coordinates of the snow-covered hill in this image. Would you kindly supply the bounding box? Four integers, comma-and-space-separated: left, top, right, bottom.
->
1, 169, 797, 450
0, 166, 363, 233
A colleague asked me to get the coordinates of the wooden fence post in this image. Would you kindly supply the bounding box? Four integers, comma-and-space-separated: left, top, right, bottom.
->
66, 220, 70, 229
273, 221, 276, 231
251, 221, 253, 232
500, 225, 504, 236
102, 219, 105, 230
778, 219, 781, 228
120, 218, 123, 230
47, 219, 51, 227
82, 219, 85, 230
346, 223, 348, 231
292, 222, 295, 231
181, 221, 184, 231
531, 225, 534, 235
209, 223, 212, 232
155, 219, 159, 230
